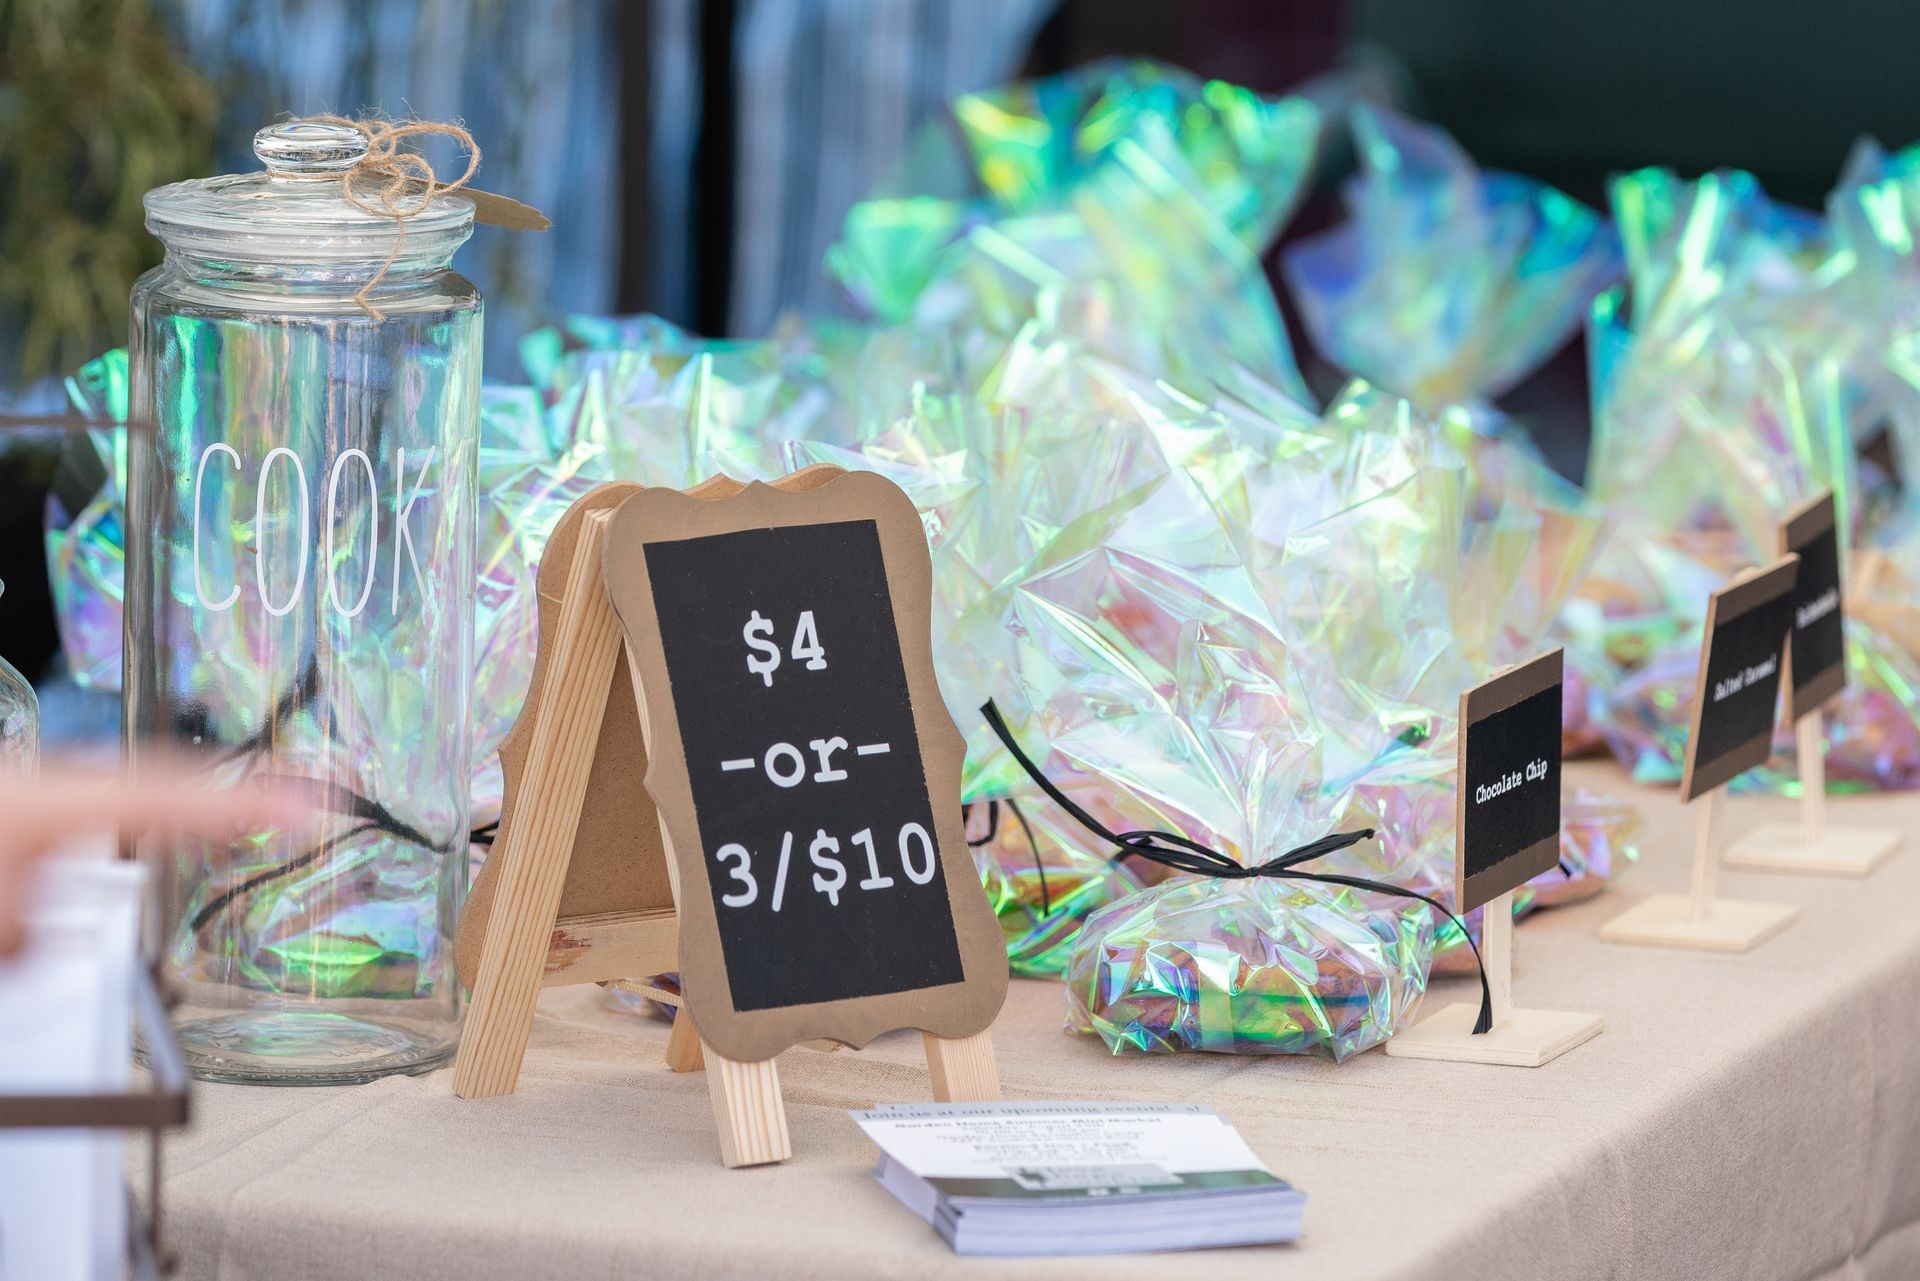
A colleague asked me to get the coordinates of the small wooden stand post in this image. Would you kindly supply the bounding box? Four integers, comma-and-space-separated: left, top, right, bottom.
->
1485, 891, 1513, 1028
1723, 714, 1901, 876
452, 476, 1003, 1169
1800, 716, 1824, 851
1691, 784, 1722, 920
1600, 784, 1800, 951
452, 510, 644, 1101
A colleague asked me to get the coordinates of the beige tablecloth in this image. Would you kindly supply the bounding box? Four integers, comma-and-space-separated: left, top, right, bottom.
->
160, 762, 1920, 1280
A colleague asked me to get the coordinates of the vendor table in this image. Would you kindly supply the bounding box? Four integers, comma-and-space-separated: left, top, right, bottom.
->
157, 762, 1920, 1280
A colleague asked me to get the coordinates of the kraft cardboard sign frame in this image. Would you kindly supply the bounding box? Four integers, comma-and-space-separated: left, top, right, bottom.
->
1386, 651, 1602, 1067
1726, 491, 1901, 877
1601, 559, 1801, 952
452, 467, 1007, 1168
602, 465, 1009, 1066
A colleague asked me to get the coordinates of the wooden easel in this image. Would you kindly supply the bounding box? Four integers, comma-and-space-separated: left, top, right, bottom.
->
452, 476, 1001, 1167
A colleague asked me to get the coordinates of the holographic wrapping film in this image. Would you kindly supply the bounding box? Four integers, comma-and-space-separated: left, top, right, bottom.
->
49, 352, 130, 693
1285, 106, 1622, 409
965, 799, 1143, 978
1575, 156, 1920, 790
469, 385, 617, 822
1065, 876, 1432, 1059
827, 59, 1321, 404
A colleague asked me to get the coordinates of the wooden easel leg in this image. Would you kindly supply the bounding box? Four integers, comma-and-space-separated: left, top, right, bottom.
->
703, 1044, 791, 1167
923, 1030, 1001, 1102
664, 1010, 705, 1074
452, 512, 624, 1100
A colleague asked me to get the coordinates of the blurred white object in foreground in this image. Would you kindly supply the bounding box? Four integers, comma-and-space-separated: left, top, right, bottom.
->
0, 851, 145, 1281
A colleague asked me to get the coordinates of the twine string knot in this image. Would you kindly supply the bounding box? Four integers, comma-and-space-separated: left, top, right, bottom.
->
270, 114, 482, 319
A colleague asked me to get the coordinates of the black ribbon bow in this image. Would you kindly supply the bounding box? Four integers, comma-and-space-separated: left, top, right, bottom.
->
981, 700, 1493, 1036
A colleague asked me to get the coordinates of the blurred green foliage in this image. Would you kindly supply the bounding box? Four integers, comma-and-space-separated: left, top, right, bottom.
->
0, 0, 217, 385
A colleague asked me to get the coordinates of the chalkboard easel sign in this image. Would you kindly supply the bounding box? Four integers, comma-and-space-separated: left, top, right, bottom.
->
450, 467, 1008, 1169
603, 466, 1008, 1069
1601, 558, 1802, 952
1726, 491, 1901, 876
1387, 650, 1602, 1067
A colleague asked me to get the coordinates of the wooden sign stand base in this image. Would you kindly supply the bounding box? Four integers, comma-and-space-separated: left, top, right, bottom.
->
451, 495, 1000, 1169
1724, 716, 1901, 877
1600, 786, 1799, 951
1386, 890, 1602, 1067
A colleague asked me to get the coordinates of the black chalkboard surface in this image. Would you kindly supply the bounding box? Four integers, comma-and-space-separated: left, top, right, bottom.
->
1782, 492, 1846, 722
1682, 556, 1800, 801
1457, 651, 1564, 912
603, 466, 1008, 1063
644, 519, 965, 1011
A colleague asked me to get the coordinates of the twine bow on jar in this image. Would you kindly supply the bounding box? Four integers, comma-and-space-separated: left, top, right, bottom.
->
259, 114, 546, 319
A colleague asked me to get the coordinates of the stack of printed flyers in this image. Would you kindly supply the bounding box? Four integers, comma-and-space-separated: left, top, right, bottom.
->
851, 1101, 1305, 1256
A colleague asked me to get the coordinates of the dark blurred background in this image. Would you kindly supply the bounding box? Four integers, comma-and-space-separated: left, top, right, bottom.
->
4, 0, 1917, 683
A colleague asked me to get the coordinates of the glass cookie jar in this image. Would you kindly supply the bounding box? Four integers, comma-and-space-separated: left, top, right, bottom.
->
0, 579, 39, 777
126, 122, 479, 1083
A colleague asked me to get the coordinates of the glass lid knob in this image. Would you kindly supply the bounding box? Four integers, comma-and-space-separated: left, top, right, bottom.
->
253, 121, 368, 177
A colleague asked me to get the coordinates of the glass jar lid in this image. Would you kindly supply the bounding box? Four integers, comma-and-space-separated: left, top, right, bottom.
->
143, 121, 475, 263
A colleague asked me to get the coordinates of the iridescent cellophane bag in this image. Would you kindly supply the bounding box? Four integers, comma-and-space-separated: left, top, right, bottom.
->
1572, 155, 1920, 791
46, 352, 130, 695
1276, 105, 1628, 804
827, 58, 1323, 405
466, 386, 617, 831
1283, 105, 1621, 412
1029, 384, 1606, 1056
704, 356, 1313, 979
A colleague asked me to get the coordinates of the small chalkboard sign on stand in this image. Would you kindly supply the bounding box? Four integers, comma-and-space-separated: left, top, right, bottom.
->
1600, 557, 1802, 951
451, 467, 1009, 1167
1725, 491, 1901, 876
1386, 650, 1602, 1067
